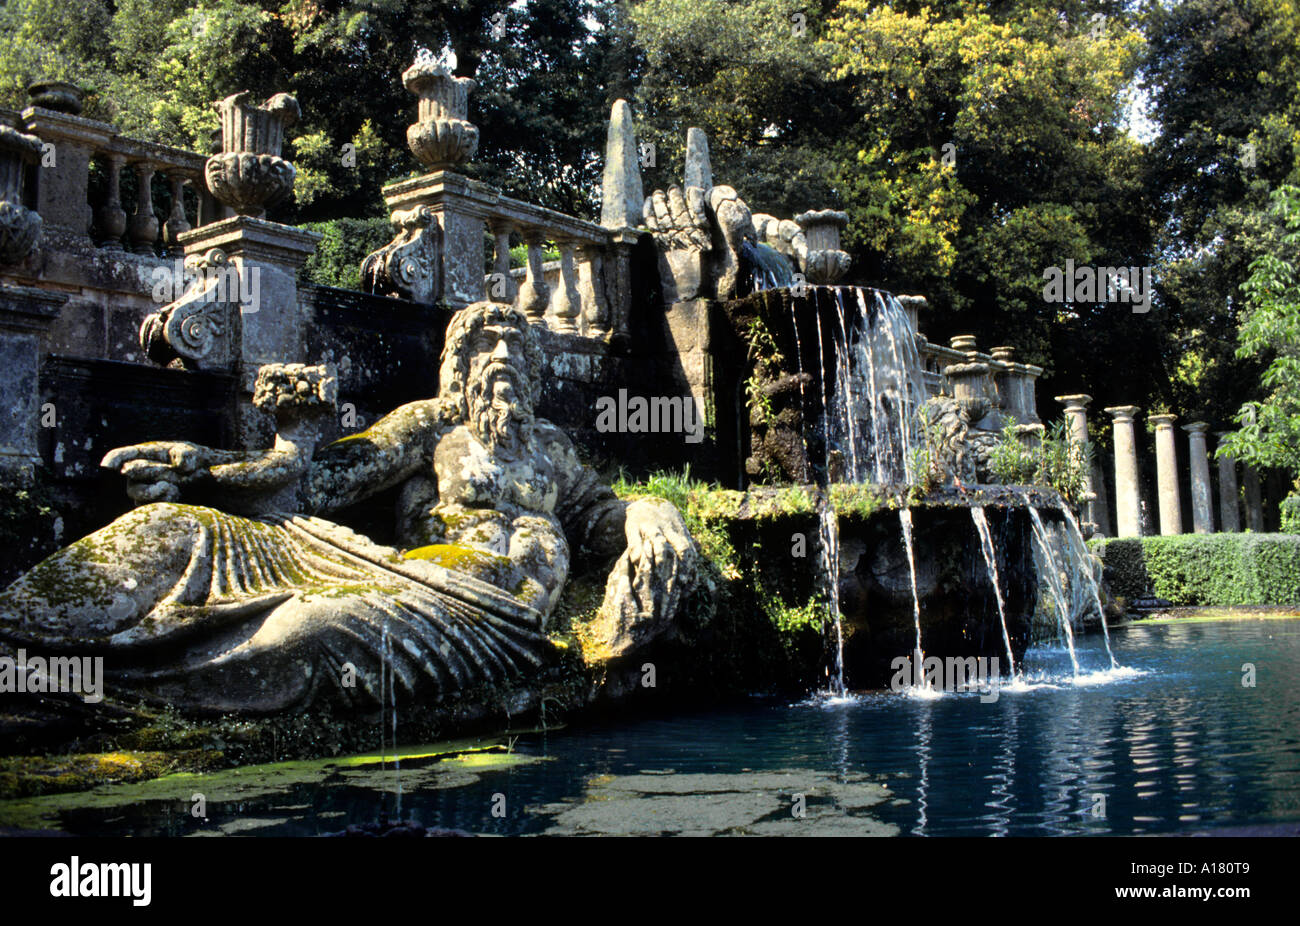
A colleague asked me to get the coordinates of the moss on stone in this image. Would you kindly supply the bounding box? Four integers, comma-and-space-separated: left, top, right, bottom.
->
0, 749, 223, 800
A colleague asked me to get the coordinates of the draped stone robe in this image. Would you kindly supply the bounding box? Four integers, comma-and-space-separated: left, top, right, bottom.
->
0, 405, 625, 715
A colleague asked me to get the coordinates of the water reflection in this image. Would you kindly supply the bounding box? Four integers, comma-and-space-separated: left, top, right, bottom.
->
4, 619, 1298, 836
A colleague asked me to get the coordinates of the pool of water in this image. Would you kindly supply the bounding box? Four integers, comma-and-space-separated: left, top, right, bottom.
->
7, 616, 1300, 836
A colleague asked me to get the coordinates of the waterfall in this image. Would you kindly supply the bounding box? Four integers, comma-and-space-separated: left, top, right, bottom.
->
898, 507, 928, 690
805, 286, 926, 485
1026, 506, 1081, 677
971, 507, 1017, 678
818, 503, 847, 698
1058, 506, 1119, 669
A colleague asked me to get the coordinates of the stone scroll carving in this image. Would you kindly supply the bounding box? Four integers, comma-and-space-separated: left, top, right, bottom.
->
139, 248, 237, 370
361, 205, 443, 304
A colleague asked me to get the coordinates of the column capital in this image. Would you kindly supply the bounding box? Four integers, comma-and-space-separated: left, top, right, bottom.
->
1054, 393, 1092, 408
1149, 412, 1178, 427
1105, 405, 1140, 420
1182, 421, 1210, 434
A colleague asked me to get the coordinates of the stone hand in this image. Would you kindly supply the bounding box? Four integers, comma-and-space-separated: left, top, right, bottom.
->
594, 497, 699, 656
642, 186, 711, 251
102, 441, 210, 503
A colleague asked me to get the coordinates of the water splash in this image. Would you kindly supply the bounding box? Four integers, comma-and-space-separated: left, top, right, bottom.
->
971, 506, 1017, 678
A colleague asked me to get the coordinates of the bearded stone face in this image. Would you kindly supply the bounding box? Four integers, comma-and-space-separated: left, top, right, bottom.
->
463, 319, 535, 459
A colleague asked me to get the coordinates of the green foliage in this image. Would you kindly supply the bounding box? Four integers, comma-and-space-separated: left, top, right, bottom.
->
1091, 533, 1300, 606
1219, 185, 1300, 488
986, 418, 1091, 506
298, 217, 394, 290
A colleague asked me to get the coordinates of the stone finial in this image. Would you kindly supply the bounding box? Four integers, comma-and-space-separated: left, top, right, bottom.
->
404, 55, 478, 170
26, 80, 84, 115
204, 92, 300, 216
684, 127, 713, 191
794, 209, 851, 284
600, 99, 644, 229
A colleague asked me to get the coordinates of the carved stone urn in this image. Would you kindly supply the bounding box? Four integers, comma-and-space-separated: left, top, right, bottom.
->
403, 56, 478, 170
204, 92, 299, 216
794, 209, 851, 284
0, 125, 44, 264
26, 80, 84, 115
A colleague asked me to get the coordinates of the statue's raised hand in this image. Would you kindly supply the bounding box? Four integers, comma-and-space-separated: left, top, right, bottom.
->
102, 441, 210, 504
591, 497, 699, 657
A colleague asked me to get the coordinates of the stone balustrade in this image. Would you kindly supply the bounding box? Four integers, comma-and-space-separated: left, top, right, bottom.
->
916, 334, 1042, 427
1, 103, 216, 258
366, 169, 635, 342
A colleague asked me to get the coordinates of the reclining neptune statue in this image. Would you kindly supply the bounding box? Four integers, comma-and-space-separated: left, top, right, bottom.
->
0, 301, 697, 715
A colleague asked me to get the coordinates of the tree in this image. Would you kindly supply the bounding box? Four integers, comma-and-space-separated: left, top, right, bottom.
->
1219, 185, 1300, 495
0, 0, 624, 222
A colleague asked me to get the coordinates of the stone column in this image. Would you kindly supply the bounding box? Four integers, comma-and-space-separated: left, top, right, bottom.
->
1243, 464, 1264, 532
1150, 413, 1182, 535
22, 107, 111, 246
1105, 406, 1142, 537
161, 174, 191, 256
0, 285, 66, 484
550, 237, 581, 334
1215, 432, 1241, 532
127, 161, 158, 255
94, 154, 127, 249
487, 221, 517, 305
602, 228, 637, 348
1183, 421, 1214, 533
578, 242, 610, 338
516, 230, 550, 322
1056, 394, 1095, 532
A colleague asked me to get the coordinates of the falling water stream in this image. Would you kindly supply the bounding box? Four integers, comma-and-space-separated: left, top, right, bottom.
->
897, 507, 928, 691
1026, 506, 1081, 677
970, 507, 1017, 677
1059, 506, 1119, 669
818, 503, 847, 698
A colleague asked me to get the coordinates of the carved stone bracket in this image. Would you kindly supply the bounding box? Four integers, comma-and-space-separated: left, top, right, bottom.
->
361, 205, 443, 304
139, 247, 237, 370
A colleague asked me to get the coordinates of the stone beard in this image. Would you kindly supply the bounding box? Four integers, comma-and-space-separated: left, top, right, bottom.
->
467, 363, 535, 460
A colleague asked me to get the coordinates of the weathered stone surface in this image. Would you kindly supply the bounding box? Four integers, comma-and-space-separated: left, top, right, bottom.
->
403, 57, 478, 170
683, 127, 713, 191
1106, 405, 1142, 537
0, 302, 698, 717
599, 100, 644, 229
1150, 412, 1182, 535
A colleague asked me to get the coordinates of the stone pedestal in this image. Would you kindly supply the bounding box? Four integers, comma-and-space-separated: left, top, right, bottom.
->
1056, 394, 1095, 533
1105, 406, 1142, 537
1215, 433, 1241, 532
0, 285, 66, 483
1150, 413, 1182, 535
1243, 464, 1264, 532
176, 216, 320, 447
1183, 421, 1214, 533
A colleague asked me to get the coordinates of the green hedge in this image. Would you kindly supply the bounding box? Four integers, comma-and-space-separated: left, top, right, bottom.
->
1090, 533, 1300, 606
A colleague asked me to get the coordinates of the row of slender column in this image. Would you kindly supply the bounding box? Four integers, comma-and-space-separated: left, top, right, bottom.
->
1056, 396, 1264, 537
